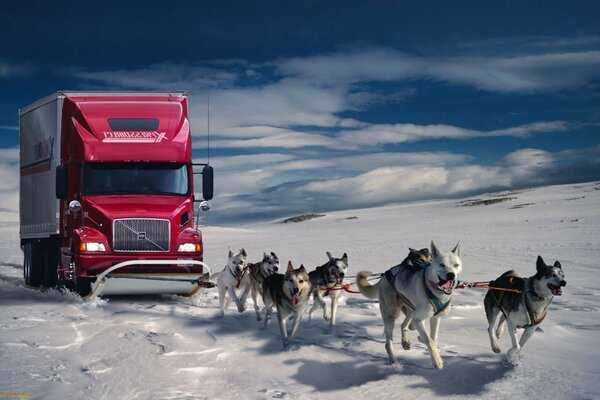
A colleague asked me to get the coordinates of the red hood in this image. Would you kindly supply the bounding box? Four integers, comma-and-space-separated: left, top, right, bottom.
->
83, 195, 192, 220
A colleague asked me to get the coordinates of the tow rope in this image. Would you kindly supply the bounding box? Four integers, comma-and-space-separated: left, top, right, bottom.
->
456, 280, 523, 293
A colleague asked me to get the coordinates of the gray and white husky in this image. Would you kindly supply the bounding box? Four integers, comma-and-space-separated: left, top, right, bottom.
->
262, 261, 311, 348
356, 242, 462, 369
244, 252, 280, 321
217, 248, 249, 316
308, 252, 349, 327
484, 255, 566, 360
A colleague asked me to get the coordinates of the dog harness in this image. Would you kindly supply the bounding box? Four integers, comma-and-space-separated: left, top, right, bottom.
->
422, 270, 452, 316
384, 268, 416, 311
234, 266, 249, 289
248, 263, 269, 285
384, 268, 451, 316
309, 261, 339, 289
490, 277, 551, 328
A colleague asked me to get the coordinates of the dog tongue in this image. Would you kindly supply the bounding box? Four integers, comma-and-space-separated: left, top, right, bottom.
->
440, 280, 454, 293
552, 287, 563, 296
291, 294, 300, 305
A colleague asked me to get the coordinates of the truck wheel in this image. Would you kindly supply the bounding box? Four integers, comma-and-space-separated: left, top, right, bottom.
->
24, 242, 43, 287
75, 276, 92, 297
42, 241, 59, 288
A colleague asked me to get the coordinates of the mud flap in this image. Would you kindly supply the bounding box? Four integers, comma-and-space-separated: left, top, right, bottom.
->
85, 260, 213, 300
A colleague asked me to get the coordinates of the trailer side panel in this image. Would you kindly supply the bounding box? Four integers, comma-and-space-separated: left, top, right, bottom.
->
19, 96, 62, 239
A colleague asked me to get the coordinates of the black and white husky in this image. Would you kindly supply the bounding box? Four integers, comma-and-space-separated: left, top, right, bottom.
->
262, 261, 312, 348
307, 252, 349, 327
356, 242, 461, 369
217, 248, 249, 316
484, 256, 566, 360
244, 252, 280, 321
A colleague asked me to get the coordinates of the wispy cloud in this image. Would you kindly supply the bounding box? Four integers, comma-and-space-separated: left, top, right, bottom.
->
73, 61, 242, 90
0, 60, 33, 78
277, 46, 600, 93
338, 121, 569, 147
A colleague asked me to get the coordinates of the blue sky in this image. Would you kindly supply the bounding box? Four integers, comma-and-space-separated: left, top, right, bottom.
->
1, 1, 599, 224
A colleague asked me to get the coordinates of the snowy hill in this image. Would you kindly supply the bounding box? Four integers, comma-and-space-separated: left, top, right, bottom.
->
1, 182, 599, 400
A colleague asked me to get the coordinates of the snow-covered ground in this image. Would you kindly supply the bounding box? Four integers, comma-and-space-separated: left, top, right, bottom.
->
1, 182, 599, 400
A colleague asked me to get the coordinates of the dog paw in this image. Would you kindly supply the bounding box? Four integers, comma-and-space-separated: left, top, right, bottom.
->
237, 305, 245, 313
432, 355, 444, 369
323, 312, 330, 321
507, 348, 521, 362
492, 345, 501, 354
402, 340, 411, 350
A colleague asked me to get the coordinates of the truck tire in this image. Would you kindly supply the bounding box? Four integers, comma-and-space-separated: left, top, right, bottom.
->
24, 242, 43, 287
42, 241, 59, 288
75, 276, 92, 297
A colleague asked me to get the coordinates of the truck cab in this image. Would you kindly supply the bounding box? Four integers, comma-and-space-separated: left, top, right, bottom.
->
20, 92, 213, 296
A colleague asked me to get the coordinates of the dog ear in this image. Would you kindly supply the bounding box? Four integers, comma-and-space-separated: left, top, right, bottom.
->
271, 252, 276, 257
287, 261, 294, 273
409, 248, 417, 253
240, 248, 247, 258
342, 253, 348, 262
554, 261, 562, 269
326, 251, 334, 261
431, 241, 440, 258
228, 247, 233, 258
536, 255, 547, 273
452, 241, 461, 257
299, 264, 306, 273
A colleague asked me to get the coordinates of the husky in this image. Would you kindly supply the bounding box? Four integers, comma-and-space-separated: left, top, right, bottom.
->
356, 242, 461, 369
307, 252, 349, 327
262, 261, 311, 348
484, 255, 566, 359
217, 248, 249, 316
244, 252, 280, 321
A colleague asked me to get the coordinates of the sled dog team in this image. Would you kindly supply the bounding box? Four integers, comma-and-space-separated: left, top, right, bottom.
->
216, 242, 566, 369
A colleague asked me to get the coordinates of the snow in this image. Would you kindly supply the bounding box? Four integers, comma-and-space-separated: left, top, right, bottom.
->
1, 182, 599, 400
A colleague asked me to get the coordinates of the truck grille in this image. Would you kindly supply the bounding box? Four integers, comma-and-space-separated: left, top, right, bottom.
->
113, 219, 170, 252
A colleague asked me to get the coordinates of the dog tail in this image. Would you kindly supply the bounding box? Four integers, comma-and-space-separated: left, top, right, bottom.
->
356, 271, 380, 299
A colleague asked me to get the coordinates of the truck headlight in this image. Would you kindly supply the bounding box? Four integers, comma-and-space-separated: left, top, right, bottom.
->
178, 243, 202, 252
80, 242, 106, 252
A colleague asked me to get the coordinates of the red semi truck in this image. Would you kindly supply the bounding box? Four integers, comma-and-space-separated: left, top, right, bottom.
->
19, 92, 214, 297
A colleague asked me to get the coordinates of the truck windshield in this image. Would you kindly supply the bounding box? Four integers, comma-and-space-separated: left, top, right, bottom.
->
83, 163, 188, 195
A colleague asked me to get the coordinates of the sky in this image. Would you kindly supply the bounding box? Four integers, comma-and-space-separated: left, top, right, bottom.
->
1, 0, 599, 225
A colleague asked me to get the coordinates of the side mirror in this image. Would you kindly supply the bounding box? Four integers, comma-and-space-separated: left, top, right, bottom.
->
194, 200, 212, 231
69, 200, 82, 213
56, 165, 68, 199
202, 165, 214, 200
199, 200, 211, 212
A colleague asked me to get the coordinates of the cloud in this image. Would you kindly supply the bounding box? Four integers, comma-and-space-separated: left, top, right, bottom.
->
73, 61, 241, 90
0, 61, 32, 78
205, 79, 348, 131
338, 121, 568, 147
203, 145, 600, 224
201, 153, 297, 170
209, 131, 343, 149
277, 46, 600, 93
0, 147, 19, 163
